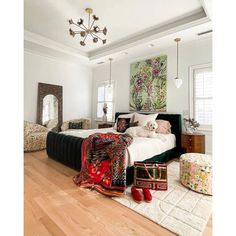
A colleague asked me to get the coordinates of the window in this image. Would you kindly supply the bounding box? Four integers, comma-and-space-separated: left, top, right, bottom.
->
96, 81, 115, 122
189, 63, 212, 130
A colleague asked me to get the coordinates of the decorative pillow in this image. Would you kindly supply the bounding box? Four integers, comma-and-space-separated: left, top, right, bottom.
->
129, 121, 139, 127
114, 113, 135, 129
68, 122, 83, 129
117, 118, 131, 133
155, 120, 171, 134
134, 113, 158, 126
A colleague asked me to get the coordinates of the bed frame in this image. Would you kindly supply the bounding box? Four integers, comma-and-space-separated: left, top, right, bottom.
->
46, 112, 182, 185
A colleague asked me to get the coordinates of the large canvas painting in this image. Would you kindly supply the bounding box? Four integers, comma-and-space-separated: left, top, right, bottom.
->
129, 55, 167, 111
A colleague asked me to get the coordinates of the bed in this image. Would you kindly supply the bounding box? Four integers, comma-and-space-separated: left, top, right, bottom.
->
46, 113, 182, 185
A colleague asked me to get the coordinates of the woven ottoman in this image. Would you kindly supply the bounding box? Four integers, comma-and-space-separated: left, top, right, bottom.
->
180, 153, 212, 195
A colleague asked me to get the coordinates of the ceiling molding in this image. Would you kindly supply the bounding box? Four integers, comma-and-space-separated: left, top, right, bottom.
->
24, 2, 211, 63
199, 0, 212, 19
88, 8, 209, 60
24, 48, 81, 66
92, 36, 212, 68
24, 30, 88, 60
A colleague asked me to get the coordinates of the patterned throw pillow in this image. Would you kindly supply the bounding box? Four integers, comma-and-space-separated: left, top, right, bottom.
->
117, 118, 131, 133
68, 122, 83, 129
114, 113, 135, 129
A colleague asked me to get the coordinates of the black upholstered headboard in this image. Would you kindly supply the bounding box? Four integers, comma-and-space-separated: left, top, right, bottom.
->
115, 112, 182, 153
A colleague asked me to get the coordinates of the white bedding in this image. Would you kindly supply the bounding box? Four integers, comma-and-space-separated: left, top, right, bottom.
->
61, 128, 176, 166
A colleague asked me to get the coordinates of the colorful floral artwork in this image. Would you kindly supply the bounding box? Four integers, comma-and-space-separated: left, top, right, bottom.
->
129, 55, 167, 111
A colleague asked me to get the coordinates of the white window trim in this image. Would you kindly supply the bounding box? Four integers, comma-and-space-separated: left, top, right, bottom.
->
95, 80, 116, 122
189, 63, 212, 131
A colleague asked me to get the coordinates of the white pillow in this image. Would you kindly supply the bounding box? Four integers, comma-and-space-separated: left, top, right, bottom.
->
134, 113, 158, 126
114, 113, 135, 129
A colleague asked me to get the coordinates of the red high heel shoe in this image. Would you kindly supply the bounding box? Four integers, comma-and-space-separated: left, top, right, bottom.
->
142, 188, 152, 203
131, 186, 142, 204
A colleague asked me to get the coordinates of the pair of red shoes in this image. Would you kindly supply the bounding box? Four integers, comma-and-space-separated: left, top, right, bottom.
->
131, 186, 152, 204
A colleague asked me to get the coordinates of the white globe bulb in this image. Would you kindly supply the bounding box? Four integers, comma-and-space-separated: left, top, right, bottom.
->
174, 78, 183, 88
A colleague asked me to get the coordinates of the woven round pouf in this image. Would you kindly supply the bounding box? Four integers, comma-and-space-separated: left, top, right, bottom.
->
180, 153, 212, 195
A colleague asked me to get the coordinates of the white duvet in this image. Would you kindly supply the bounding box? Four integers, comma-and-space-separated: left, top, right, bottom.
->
61, 128, 176, 166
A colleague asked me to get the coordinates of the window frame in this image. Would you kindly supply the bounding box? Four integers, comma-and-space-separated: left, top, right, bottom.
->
95, 80, 116, 122
189, 63, 212, 131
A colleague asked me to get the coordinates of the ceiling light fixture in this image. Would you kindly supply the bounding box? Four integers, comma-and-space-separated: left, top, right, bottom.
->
68, 8, 107, 46
173, 38, 182, 89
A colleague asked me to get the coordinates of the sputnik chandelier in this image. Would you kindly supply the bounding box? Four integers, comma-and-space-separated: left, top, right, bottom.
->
68, 8, 107, 46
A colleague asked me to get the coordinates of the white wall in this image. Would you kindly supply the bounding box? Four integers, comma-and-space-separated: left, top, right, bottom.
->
92, 38, 212, 153
24, 51, 93, 123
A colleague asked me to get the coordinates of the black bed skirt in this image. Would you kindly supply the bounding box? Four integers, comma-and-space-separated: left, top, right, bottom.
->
46, 131, 180, 186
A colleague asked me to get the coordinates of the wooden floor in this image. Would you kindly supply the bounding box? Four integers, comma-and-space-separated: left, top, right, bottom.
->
24, 151, 212, 236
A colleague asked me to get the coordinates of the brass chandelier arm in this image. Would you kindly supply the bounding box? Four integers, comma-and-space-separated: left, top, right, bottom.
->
90, 31, 103, 41
81, 23, 89, 31
70, 22, 87, 31
82, 33, 89, 42
88, 19, 96, 31
73, 31, 81, 34
90, 32, 102, 41
89, 32, 96, 39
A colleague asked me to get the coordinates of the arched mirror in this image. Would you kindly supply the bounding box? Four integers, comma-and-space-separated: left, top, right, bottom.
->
42, 94, 58, 130
37, 83, 63, 131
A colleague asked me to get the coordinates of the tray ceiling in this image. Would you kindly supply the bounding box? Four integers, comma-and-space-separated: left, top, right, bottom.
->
24, 0, 211, 63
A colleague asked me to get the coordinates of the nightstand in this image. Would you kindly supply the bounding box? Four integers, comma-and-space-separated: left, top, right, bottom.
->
98, 123, 113, 129
181, 133, 205, 154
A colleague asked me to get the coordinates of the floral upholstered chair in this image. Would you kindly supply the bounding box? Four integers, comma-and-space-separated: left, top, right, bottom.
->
24, 121, 49, 152
61, 118, 91, 131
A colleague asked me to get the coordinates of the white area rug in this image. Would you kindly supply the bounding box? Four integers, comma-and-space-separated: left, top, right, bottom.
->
113, 161, 212, 236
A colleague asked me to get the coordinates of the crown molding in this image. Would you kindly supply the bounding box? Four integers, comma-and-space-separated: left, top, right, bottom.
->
24, 30, 88, 60
88, 8, 210, 60
24, 47, 89, 67
199, 0, 212, 19
25, 48, 69, 65
24, 2, 211, 63
92, 36, 212, 68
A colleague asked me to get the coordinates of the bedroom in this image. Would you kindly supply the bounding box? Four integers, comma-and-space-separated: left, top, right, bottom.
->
26, 0, 212, 235
2, 0, 235, 235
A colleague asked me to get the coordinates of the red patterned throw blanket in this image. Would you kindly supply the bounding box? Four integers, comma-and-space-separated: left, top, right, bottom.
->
73, 133, 133, 197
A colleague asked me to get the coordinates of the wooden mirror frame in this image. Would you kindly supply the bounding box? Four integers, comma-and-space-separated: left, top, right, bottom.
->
37, 82, 63, 131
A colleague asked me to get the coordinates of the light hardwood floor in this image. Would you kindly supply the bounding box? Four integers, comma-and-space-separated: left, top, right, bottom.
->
24, 151, 212, 236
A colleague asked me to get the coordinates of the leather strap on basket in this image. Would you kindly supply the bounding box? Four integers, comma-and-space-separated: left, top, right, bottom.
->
143, 163, 160, 179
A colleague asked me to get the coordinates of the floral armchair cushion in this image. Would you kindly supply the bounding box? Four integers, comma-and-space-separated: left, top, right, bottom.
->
24, 121, 48, 137
61, 118, 91, 131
